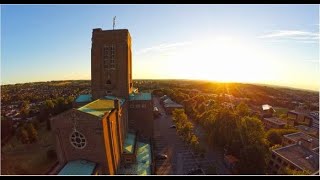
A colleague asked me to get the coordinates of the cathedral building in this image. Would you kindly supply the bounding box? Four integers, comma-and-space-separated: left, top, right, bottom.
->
50, 28, 154, 175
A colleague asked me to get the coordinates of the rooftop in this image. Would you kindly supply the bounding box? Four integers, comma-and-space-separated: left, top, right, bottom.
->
263, 117, 286, 125
284, 132, 319, 148
77, 99, 115, 117
75, 94, 92, 103
164, 103, 184, 108
309, 111, 319, 120
129, 93, 152, 101
273, 144, 319, 173
123, 132, 136, 154
93, 28, 129, 32
287, 110, 299, 115
262, 104, 273, 111
58, 160, 96, 175
135, 141, 152, 175
295, 125, 319, 136
163, 98, 175, 104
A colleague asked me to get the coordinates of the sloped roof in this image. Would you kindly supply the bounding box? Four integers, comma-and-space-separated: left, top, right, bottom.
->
58, 160, 96, 175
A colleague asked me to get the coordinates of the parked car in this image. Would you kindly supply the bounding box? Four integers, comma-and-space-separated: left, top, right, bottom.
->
170, 125, 176, 128
156, 153, 168, 160
153, 107, 161, 118
187, 168, 205, 175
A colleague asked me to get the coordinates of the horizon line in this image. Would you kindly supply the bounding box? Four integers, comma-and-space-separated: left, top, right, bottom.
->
1, 78, 318, 92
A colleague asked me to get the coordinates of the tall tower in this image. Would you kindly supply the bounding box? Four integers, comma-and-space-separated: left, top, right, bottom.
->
91, 28, 133, 100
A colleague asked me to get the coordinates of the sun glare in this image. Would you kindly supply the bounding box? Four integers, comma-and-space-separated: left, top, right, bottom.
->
166, 36, 277, 84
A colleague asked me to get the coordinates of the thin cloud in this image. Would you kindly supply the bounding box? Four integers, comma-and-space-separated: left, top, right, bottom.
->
136, 41, 192, 55
258, 30, 319, 43
302, 60, 319, 64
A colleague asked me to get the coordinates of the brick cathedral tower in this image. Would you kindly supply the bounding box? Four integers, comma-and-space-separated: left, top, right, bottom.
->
91, 28, 133, 100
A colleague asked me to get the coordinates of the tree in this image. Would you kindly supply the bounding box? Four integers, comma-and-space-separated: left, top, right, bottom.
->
20, 101, 30, 119
266, 129, 282, 146
43, 99, 55, 129
16, 127, 30, 144
45, 99, 55, 110
66, 96, 75, 109
190, 134, 199, 150
237, 116, 268, 174
235, 102, 250, 117
266, 128, 298, 147
26, 123, 38, 143
172, 108, 199, 149
281, 167, 311, 175
209, 107, 237, 147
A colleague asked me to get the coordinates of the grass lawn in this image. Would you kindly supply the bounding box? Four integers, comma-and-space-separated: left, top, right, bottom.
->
1, 121, 57, 175
273, 107, 289, 117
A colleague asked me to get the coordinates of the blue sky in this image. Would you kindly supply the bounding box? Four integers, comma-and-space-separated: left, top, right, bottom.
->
1, 5, 319, 90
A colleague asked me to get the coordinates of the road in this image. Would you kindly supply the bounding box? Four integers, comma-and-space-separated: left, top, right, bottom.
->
153, 96, 231, 175
153, 97, 198, 174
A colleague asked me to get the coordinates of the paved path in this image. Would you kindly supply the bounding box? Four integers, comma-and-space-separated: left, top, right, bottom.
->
153, 97, 199, 175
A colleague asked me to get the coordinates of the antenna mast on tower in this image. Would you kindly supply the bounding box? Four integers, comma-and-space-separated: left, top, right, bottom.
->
113, 16, 116, 30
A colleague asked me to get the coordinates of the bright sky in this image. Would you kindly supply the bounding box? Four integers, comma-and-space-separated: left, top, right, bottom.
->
1, 5, 319, 91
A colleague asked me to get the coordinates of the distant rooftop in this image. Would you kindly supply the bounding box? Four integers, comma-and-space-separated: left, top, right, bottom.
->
262, 104, 274, 111
288, 110, 301, 115
58, 160, 96, 175
284, 132, 319, 148
129, 93, 152, 101
77, 99, 115, 117
163, 98, 175, 104
295, 125, 319, 136
273, 144, 319, 173
263, 117, 286, 125
123, 132, 136, 154
306, 113, 320, 121
164, 103, 184, 108
75, 94, 92, 103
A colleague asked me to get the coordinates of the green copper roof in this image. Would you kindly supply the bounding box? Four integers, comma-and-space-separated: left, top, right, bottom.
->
123, 132, 136, 154
75, 94, 92, 103
118, 140, 152, 175
129, 93, 152, 101
136, 142, 152, 175
58, 160, 96, 175
77, 99, 114, 117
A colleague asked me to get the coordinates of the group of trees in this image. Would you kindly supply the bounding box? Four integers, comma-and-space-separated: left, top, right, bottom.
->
152, 82, 318, 175
15, 96, 75, 131
158, 88, 270, 174
202, 103, 269, 174
38, 96, 75, 130
1, 80, 90, 105
16, 122, 38, 144
172, 109, 200, 152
